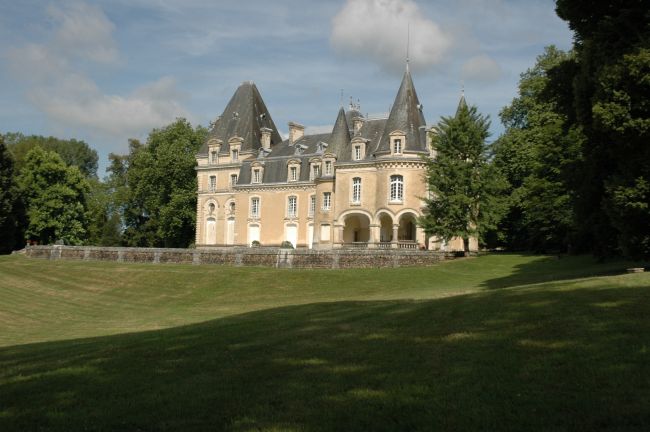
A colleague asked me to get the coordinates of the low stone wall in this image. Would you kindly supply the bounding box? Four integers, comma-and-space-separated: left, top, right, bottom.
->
24, 245, 451, 269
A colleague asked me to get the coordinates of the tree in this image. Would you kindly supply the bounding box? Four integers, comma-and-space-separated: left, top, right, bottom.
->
16, 147, 90, 245
118, 119, 207, 248
0, 137, 23, 253
419, 100, 506, 253
3, 132, 98, 178
491, 47, 579, 252
553, 0, 650, 258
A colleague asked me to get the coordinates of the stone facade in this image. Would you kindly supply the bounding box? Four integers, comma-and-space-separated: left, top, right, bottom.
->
25, 245, 453, 269
195, 68, 478, 252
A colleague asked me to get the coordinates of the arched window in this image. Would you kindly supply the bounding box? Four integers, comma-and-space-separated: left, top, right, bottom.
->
352, 177, 361, 203
390, 175, 403, 202
208, 203, 215, 214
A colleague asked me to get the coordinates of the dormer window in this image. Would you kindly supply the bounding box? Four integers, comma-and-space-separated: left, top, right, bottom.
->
393, 139, 402, 154
287, 160, 301, 182
389, 131, 406, 156
354, 145, 362, 161
231, 149, 239, 161
253, 168, 261, 183
325, 160, 333, 175
310, 161, 321, 181
207, 139, 222, 165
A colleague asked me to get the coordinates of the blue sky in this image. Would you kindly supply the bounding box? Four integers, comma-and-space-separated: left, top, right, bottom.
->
0, 0, 573, 175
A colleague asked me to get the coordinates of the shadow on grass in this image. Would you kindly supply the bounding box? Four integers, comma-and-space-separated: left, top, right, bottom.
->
481, 253, 646, 289
1, 277, 650, 431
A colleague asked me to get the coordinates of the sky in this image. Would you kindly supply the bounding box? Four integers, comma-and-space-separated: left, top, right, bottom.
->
0, 0, 574, 175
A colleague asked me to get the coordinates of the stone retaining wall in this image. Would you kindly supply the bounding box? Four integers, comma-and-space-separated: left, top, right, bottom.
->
24, 245, 452, 269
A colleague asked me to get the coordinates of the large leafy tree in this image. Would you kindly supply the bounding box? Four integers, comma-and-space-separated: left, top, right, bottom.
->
419, 100, 506, 253
0, 137, 24, 253
16, 147, 90, 245
3, 132, 98, 178
553, 0, 650, 258
492, 47, 579, 252
118, 119, 207, 248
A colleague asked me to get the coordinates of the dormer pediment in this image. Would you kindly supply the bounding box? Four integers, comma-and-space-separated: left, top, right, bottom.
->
389, 130, 406, 137
228, 136, 244, 145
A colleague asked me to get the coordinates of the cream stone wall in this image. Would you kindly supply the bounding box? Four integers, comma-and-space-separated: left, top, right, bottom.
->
196, 148, 477, 252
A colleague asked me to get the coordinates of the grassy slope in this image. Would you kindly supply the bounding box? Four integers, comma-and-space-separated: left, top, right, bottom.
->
0, 254, 649, 431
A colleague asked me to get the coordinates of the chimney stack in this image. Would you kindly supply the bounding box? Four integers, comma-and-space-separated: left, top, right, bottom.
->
288, 122, 304, 145
260, 127, 272, 150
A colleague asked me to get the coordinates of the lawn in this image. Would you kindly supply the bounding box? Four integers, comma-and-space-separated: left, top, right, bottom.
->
0, 254, 649, 431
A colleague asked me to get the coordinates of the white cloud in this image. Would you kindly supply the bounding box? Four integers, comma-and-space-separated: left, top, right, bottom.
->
5, 1, 188, 141
461, 54, 502, 83
47, 1, 119, 64
330, 0, 452, 73
305, 124, 334, 135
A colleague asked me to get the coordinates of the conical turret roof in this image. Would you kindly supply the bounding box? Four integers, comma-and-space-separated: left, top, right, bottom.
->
376, 68, 427, 154
198, 81, 282, 155
328, 107, 351, 160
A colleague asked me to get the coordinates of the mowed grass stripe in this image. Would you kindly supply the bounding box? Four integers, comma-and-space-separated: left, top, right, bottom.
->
0, 272, 648, 431
0, 253, 643, 347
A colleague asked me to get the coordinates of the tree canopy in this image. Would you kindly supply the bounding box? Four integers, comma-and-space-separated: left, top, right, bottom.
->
16, 147, 90, 245
419, 100, 506, 253
3, 132, 98, 178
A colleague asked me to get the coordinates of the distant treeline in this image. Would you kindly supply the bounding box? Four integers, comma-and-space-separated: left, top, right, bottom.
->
1, 1, 648, 259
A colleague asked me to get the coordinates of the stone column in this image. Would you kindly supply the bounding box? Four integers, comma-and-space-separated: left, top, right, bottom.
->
392, 224, 399, 249
369, 224, 380, 248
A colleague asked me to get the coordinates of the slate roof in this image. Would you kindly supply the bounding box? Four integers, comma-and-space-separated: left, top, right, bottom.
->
198, 81, 282, 155
205, 68, 428, 186
373, 68, 427, 155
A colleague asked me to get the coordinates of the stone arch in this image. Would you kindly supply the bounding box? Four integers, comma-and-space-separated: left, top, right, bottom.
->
396, 209, 420, 242
342, 212, 371, 244
375, 210, 396, 243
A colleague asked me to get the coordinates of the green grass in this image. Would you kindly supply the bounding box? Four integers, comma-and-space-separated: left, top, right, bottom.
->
0, 254, 649, 431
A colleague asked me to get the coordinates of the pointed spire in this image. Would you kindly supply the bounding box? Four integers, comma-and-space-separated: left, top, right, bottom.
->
201, 81, 282, 155
329, 107, 351, 159
378, 68, 427, 153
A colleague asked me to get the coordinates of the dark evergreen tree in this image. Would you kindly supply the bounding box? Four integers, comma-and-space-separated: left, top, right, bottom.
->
0, 138, 23, 253
419, 99, 506, 253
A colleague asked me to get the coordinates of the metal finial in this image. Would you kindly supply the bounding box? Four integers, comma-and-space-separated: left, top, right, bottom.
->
406, 22, 410, 71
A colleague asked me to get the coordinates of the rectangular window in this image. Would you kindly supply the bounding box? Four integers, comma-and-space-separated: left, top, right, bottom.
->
209, 175, 216, 192
390, 175, 404, 202
230, 174, 238, 186
313, 164, 320, 179
287, 196, 297, 218
210, 150, 218, 164
290, 166, 297, 181
352, 177, 361, 203
232, 149, 239, 161
322, 192, 331, 210
253, 169, 260, 183
250, 197, 260, 218
325, 160, 332, 175
393, 139, 402, 154
309, 195, 315, 217
354, 145, 361, 161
